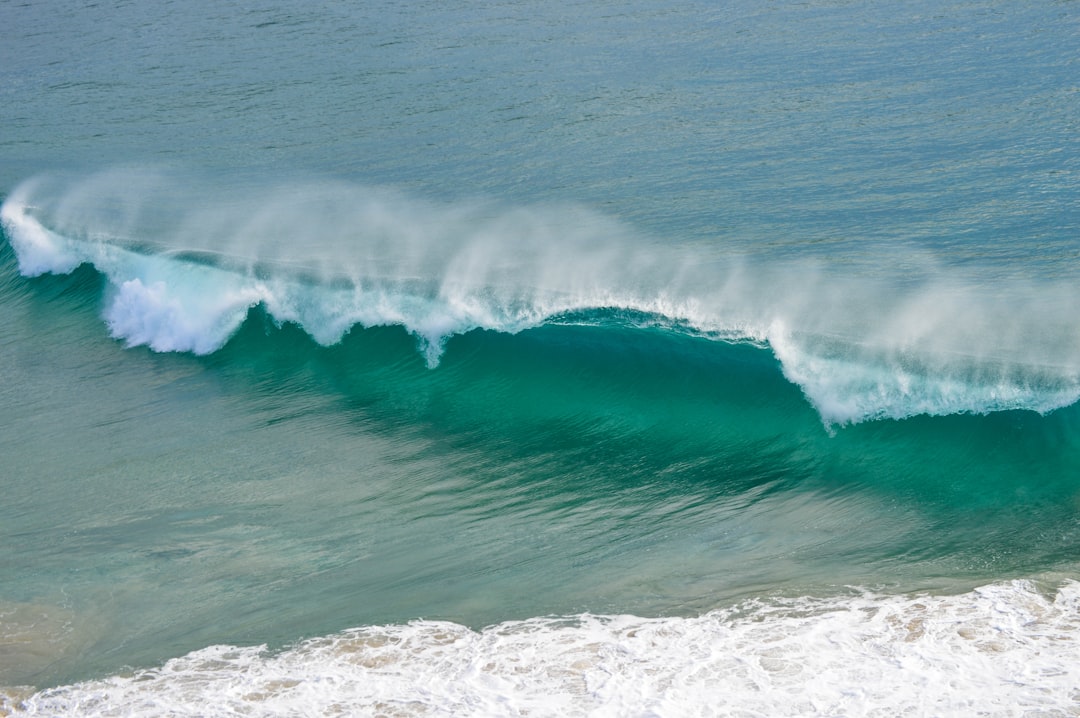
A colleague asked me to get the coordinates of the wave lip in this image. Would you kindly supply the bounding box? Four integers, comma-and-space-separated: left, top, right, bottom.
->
6, 580, 1080, 717
4, 170, 1080, 425
769, 322, 1080, 425
0, 173, 688, 365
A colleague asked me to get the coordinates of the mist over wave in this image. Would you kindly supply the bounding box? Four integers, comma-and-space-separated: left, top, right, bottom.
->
3, 168, 1079, 424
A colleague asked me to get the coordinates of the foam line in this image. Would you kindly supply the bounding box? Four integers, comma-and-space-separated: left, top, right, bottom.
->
6, 580, 1080, 717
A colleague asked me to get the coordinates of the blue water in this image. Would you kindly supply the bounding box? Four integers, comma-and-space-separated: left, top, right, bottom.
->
2, 0, 1079, 714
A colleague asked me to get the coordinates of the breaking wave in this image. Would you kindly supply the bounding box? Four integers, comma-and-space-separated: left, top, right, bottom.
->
4, 169, 1080, 425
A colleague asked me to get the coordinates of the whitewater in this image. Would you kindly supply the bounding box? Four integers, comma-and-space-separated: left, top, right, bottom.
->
7, 581, 1080, 716
5, 171, 1080, 426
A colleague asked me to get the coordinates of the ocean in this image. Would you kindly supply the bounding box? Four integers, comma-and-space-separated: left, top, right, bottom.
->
1, 0, 1079, 714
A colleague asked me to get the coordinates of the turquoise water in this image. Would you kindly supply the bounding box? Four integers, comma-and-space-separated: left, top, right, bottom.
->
2, 0, 1079, 714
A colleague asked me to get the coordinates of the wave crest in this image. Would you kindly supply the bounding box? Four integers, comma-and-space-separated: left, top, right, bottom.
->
4, 169, 1079, 424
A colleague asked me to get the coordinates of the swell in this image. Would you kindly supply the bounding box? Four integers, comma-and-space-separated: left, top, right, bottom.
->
4, 218, 1080, 693
4, 170, 1080, 429
7, 234, 1080, 547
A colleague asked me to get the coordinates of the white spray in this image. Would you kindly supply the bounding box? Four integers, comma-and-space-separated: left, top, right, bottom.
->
3, 168, 1079, 424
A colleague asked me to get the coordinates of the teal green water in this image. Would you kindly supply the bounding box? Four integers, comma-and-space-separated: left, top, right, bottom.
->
3, 229, 1080, 687
1, 0, 1079, 707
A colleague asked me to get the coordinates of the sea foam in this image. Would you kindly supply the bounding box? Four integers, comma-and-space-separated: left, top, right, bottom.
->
5, 580, 1079, 717
4, 169, 1080, 424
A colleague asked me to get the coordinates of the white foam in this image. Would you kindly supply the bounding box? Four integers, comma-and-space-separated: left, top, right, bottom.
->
5, 170, 1080, 423
768, 318, 1080, 425
104, 276, 263, 354
6, 580, 1080, 717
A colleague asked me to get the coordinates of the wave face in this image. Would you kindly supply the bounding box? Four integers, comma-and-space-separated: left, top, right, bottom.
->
4, 173, 1080, 701
5, 170, 1080, 425
7, 580, 1080, 717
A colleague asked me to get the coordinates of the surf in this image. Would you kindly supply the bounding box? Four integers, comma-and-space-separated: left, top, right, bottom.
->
4, 174, 1080, 702
4, 168, 1080, 426
6, 579, 1080, 717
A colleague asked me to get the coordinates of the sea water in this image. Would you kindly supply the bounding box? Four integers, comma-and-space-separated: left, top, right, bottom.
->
1, 0, 1079, 715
